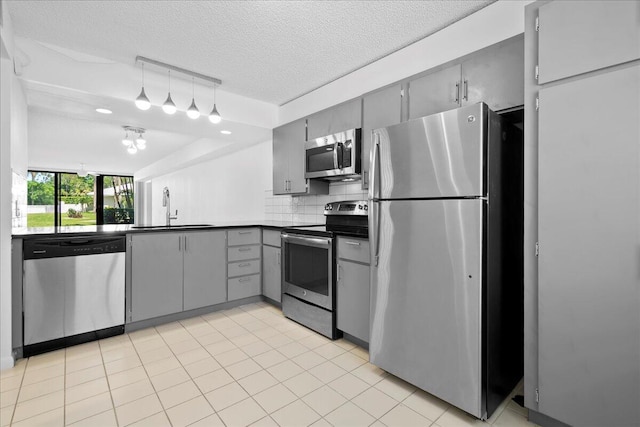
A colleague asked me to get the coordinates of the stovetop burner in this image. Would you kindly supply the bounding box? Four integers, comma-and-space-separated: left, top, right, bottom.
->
283, 200, 368, 238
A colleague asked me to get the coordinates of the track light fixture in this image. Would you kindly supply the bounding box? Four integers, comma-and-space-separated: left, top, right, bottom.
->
134, 56, 222, 122
122, 126, 147, 154
135, 63, 151, 110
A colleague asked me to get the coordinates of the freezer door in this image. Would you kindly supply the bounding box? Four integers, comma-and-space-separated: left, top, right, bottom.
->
371, 103, 485, 200
370, 199, 484, 418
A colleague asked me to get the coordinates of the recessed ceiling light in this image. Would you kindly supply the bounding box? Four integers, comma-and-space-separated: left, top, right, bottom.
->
221, 130, 232, 135
96, 108, 112, 114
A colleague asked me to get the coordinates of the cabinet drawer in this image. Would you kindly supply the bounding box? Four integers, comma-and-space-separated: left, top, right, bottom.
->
338, 237, 370, 264
263, 229, 281, 247
228, 245, 261, 262
228, 274, 261, 300
228, 228, 261, 246
228, 259, 261, 278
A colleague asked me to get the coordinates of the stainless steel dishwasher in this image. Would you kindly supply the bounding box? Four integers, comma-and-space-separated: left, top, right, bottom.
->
23, 236, 126, 356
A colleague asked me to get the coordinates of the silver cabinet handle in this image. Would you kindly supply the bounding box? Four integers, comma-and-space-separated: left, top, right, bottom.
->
239, 231, 252, 235
239, 247, 252, 252
238, 262, 251, 267
463, 79, 468, 101
455, 81, 460, 103
178, 235, 182, 251
277, 252, 281, 265
239, 277, 252, 283
344, 241, 361, 246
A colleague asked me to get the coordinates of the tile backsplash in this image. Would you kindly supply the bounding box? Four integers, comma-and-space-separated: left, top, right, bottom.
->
265, 182, 367, 223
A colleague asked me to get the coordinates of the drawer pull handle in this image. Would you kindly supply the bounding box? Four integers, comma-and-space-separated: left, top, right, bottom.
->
238, 262, 251, 267
239, 277, 252, 283
239, 231, 252, 235
239, 248, 252, 252
345, 241, 361, 246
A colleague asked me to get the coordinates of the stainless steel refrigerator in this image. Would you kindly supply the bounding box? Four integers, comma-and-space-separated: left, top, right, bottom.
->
368, 103, 523, 420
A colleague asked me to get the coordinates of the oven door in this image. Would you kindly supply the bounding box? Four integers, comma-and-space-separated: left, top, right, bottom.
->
281, 233, 333, 310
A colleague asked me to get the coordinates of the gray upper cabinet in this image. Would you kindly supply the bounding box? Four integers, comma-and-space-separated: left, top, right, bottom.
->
183, 231, 227, 311
409, 64, 462, 119
273, 119, 328, 195
538, 1, 640, 84
361, 84, 403, 189
306, 98, 362, 141
462, 36, 524, 111
130, 232, 183, 322
409, 36, 524, 119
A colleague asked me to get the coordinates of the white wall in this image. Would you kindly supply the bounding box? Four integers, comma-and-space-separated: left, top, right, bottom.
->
148, 140, 272, 224
1, 0, 16, 369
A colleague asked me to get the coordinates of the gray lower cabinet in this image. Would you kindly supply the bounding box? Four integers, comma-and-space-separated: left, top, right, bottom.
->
130, 230, 227, 322
262, 245, 281, 303
362, 84, 403, 189
183, 231, 226, 311
130, 232, 184, 322
537, 64, 640, 427
228, 228, 262, 301
336, 236, 370, 343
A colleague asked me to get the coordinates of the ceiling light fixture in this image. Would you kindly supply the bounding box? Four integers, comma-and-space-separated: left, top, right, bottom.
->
96, 108, 112, 114
186, 77, 200, 119
122, 126, 147, 154
134, 56, 222, 122
135, 62, 151, 110
220, 130, 232, 135
162, 70, 177, 115
209, 84, 222, 124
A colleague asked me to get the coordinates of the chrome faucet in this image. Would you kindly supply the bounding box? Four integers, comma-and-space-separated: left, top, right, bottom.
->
162, 187, 178, 226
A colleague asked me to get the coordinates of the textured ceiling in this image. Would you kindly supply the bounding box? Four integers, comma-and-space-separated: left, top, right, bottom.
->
7, 0, 495, 106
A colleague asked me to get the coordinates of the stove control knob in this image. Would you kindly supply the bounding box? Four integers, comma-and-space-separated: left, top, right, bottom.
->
364, 205, 368, 210
358, 204, 363, 210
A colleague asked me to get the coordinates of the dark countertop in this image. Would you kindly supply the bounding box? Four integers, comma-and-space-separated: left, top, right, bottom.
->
12, 220, 322, 239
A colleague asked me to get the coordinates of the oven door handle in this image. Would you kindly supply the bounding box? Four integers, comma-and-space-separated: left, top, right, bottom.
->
281, 233, 331, 247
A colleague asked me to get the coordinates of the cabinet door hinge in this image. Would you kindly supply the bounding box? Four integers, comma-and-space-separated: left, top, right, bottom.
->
535, 388, 540, 402
535, 97, 540, 112
535, 242, 540, 257
535, 16, 539, 32
535, 65, 539, 81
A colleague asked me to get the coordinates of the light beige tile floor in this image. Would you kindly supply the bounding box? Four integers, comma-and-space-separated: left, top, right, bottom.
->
0, 302, 539, 427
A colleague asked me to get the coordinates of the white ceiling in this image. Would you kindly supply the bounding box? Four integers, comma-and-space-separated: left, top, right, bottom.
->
5, 0, 496, 176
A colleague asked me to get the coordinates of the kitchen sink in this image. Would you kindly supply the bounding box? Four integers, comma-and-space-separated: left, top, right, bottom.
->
131, 224, 214, 229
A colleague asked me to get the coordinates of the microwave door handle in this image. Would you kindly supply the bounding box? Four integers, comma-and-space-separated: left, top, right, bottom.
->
336, 142, 344, 169
333, 142, 340, 169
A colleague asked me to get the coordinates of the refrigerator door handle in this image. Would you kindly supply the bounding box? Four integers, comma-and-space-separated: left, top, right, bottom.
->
371, 201, 380, 267
369, 132, 381, 201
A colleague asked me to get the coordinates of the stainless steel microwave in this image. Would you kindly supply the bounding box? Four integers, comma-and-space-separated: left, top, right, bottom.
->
305, 129, 361, 180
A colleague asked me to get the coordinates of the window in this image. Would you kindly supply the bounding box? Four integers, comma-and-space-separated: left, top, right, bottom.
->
27, 170, 134, 227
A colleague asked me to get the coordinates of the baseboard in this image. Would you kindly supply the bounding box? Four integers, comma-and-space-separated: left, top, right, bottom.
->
0, 355, 15, 370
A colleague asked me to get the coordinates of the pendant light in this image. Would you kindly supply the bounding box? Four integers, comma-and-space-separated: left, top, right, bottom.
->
186, 77, 200, 119
135, 63, 151, 110
136, 132, 147, 150
162, 70, 177, 115
208, 84, 222, 124
122, 129, 132, 146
